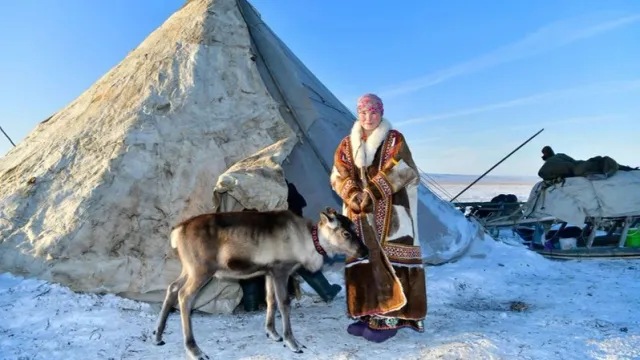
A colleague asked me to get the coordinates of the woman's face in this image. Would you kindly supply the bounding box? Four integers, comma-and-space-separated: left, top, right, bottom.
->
358, 110, 381, 132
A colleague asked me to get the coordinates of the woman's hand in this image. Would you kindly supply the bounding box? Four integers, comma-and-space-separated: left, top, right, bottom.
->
347, 193, 363, 214
359, 191, 374, 213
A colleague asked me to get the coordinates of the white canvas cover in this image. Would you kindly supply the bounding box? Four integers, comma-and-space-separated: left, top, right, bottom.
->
212, 137, 297, 213
521, 170, 640, 225
0, 0, 296, 314
0, 0, 484, 313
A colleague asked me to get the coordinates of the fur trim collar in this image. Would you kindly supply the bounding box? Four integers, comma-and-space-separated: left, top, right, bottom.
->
349, 118, 392, 168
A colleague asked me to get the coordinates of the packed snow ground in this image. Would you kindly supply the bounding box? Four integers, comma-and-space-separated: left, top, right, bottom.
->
2, 183, 639, 360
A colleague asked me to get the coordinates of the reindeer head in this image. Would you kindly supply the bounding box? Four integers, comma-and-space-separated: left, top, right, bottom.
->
317, 207, 369, 259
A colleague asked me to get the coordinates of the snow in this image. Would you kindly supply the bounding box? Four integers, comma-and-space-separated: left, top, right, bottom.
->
417, 178, 486, 265
2, 182, 639, 360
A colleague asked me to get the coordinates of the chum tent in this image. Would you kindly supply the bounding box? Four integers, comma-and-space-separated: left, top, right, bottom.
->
0, 0, 484, 314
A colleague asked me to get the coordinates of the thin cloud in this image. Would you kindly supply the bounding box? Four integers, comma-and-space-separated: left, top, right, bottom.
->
394, 79, 640, 127
407, 114, 628, 146
379, 12, 640, 98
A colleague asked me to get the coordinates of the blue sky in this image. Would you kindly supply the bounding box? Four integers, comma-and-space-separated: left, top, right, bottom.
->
1, 0, 639, 176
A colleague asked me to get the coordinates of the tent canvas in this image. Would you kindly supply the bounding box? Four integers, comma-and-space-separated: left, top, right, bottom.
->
0, 0, 484, 314
521, 170, 640, 225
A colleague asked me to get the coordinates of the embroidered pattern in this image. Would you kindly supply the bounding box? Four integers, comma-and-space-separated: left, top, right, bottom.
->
357, 94, 384, 115
383, 243, 422, 265
311, 225, 326, 255
384, 317, 399, 327
374, 197, 392, 243
354, 214, 364, 239
336, 137, 361, 218
363, 316, 425, 332
382, 243, 422, 259
339, 178, 358, 199
371, 173, 393, 198
340, 137, 354, 170
371, 130, 401, 244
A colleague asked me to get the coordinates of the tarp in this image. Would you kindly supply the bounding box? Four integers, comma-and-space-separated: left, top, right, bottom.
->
212, 137, 296, 213
521, 170, 640, 225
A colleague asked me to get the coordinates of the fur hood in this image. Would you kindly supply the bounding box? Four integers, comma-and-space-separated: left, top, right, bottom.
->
349, 118, 392, 168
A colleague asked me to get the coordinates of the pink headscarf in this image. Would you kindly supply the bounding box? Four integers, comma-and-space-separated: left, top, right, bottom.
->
357, 93, 384, 115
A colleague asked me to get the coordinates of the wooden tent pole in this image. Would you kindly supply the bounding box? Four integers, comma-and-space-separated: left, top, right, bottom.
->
450, 128, 545, 202
0, 125, 16, 147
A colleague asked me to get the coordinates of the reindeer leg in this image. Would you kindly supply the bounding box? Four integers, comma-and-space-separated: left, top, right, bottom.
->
178, 273, 213, 360
264, 274, 283, 342
153, 273, 187, 345
273, 268, 305, 353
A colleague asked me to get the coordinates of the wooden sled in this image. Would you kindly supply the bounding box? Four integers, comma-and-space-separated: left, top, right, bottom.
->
455, 200, 640, 260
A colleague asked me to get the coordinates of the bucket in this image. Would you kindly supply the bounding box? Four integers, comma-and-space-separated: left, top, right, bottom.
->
625, 229, 640, 247
559, 238, 577, 250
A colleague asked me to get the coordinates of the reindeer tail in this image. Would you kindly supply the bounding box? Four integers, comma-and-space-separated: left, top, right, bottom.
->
170, 226, 182, 249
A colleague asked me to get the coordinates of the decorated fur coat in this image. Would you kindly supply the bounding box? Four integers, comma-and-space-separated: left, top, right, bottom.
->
330, 118, 427, 331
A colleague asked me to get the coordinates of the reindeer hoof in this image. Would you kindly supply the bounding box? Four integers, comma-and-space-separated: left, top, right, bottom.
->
152, 330, 166, 346
283, 344, 304, 354
266, 330, 282, 342
283, 338, 304, 353
186, 348, 209, 360
190, 354, 209, 360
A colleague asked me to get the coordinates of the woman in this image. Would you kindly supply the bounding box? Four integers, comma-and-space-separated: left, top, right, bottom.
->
330, 93, 427, 343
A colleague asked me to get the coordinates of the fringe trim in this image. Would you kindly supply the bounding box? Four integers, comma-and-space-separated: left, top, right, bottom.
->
389, 262, 424, 268
345, 258, 370, 268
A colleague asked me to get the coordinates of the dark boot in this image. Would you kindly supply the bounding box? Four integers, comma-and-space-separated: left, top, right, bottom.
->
296, 267, 341, 302
239, 276, 265, 312
362, 327, 398, 343
347, 320, 368, 337
287, 276, 302, 300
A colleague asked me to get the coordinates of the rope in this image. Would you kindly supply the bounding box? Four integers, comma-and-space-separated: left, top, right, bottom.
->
419, 173, 452, 201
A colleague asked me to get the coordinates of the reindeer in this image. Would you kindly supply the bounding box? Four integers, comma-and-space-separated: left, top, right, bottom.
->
152, 207, 369, 360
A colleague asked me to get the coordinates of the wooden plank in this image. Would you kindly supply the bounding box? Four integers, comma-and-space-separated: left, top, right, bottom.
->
585, 218, 600, 249
618, 216, 633, 248
484, 216, 558, 227
533, 246, 640, 260
454, 201, 526, 207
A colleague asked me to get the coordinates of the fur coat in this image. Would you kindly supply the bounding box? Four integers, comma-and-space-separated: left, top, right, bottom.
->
330, 118, 427, 331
